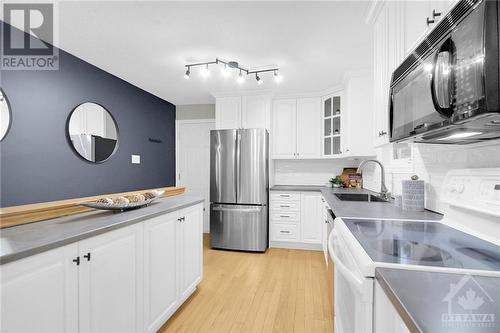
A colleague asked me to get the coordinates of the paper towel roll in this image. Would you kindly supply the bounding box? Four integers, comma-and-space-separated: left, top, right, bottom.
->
402, 176, 425, 211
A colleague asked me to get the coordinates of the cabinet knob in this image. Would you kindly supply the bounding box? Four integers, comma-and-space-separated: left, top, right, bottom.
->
426, 17, 435, 26
83, 252, 91, 261
378, 130, 388, 137
432, 9, 441, 18
72, 256, 80, 266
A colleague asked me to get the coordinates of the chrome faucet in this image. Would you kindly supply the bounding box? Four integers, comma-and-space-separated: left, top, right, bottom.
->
356, 159, 389, 200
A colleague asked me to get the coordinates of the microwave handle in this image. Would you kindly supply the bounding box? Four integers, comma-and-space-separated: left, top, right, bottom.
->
430, 38, 455, 118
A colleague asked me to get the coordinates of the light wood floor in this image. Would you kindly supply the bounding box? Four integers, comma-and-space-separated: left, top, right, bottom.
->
159, 235, 333, 333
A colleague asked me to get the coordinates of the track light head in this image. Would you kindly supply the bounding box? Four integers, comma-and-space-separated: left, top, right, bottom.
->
221, 64, 230, 78
237, 70, 245, 84
201, 64, 210, 78
184, 67, 190, 79
256, 73, 263, 85
274, 70, 282, 83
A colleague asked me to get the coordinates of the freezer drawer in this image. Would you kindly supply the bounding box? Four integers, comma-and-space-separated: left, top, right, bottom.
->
210, 204, 268, 252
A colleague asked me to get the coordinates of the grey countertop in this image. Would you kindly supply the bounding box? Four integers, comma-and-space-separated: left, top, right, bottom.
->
376, 268, 500, 333
0, 194, 204, 265
271, 184, 442, 220
270, 185, 327, 192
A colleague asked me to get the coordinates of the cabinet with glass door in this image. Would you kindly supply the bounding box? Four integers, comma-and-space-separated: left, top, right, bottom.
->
322, 94, 343, 157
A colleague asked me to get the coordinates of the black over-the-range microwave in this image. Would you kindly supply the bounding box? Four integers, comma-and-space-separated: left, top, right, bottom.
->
389, 0, 499, 144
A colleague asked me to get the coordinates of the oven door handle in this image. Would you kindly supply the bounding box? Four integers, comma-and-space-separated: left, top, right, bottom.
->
328, 230, 364, 293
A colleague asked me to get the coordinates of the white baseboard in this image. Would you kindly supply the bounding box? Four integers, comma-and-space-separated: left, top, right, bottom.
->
270, 241, 322, 251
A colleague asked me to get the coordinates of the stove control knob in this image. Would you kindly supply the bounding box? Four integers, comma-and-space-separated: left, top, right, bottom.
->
448, 183, 457, 192
457, 183, 465, 194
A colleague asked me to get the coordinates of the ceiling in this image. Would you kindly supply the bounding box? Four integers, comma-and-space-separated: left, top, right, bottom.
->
56, 1, 373, 105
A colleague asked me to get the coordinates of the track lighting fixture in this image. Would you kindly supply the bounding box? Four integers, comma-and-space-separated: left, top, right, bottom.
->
183, 58, 280, 85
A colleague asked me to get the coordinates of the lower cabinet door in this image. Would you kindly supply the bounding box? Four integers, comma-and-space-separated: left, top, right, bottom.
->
144, 213, 179, 333
78, 224, 144, 333
300, 193, 322, 243
0, 244, 79, 333
179, 204, 203, 302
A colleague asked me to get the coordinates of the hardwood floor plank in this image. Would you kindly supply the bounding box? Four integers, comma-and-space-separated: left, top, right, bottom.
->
159, 236, 333, 333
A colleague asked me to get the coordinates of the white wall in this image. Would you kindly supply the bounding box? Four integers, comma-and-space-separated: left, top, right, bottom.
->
274, 159, 361, 186
363, 141, 500, 214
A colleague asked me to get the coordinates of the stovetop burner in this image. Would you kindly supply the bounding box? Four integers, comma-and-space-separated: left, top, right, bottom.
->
371, 239, 454, 263
342, 219, 500, 272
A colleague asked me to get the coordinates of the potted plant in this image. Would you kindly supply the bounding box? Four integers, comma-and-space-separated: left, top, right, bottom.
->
329, 176, 344, 188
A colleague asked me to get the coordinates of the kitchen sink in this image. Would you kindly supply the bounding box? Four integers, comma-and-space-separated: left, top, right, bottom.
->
334, 193, 388, 202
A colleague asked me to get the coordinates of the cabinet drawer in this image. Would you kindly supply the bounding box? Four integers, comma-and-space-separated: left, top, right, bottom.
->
271, 223, 299, 241
271, 201, 300, 212
271, 211, 299, 222
270, 192, 300, 202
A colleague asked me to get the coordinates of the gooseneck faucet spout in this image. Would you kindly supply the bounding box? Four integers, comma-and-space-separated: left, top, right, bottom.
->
356, 159, 389, 200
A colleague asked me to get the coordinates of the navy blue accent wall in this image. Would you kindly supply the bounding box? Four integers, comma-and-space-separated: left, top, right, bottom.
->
0, 22, 176, 207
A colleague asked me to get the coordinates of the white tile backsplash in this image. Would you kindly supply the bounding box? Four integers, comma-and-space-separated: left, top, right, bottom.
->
273, 159, 360, 186
363, 141, 500, 213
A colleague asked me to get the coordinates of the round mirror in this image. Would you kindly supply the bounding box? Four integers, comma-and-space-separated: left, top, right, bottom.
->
0, 88, 12, 141
68, 102, 118, 163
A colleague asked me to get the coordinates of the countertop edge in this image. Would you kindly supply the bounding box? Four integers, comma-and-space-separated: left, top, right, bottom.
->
0, 198, 204, 265
375, 268, 422, 333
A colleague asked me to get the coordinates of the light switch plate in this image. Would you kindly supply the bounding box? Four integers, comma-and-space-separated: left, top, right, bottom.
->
131, 155, 141, 164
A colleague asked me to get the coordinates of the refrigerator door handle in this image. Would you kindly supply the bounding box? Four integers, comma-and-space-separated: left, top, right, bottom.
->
235, 130, 241, 202
212, 205, 263, 213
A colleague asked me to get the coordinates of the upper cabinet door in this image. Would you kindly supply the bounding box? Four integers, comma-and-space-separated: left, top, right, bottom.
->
272, 99, 297, 159
296, 98, 321, 159
0, 244, 79, 333
241, 95, 271, 130
78, 224, 144, 333
404, 1, 432, 56
322, 94, 343, 157
215, 97, 242, 129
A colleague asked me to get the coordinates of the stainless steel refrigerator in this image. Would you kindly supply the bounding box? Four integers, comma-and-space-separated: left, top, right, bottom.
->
210, 128, 269, 252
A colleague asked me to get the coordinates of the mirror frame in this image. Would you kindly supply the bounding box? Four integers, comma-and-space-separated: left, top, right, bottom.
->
0, 88, 13, 142
66, 102, 120, 164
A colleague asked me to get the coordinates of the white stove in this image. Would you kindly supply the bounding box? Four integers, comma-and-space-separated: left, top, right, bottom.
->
328, 168, 500, 333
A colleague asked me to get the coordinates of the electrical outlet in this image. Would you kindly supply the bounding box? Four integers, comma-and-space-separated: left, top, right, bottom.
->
131, 155, 141, 164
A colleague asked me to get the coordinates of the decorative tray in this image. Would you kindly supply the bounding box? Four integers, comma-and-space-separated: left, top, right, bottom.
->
80, 190, 165, 211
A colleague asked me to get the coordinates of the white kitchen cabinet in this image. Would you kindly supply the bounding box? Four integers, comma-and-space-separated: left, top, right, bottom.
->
144, 213, 179, 333
78, 223, 144, 333
300, 192, 322, 243
321, 93, 343, 157
1, 204, 204, 333
215, 95, 271, 130
242, 95, 271, 130
374, 280, 410, 333
215, 96, 241, 130
270, 191, 323, 250
272, 98, 321, 159
296, 98, 321, 159
403, 1, 451, 56
0, 244, 79, 333
272, 99, 297, 159
143, 204, 203, 333
179, 205, 203, 302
